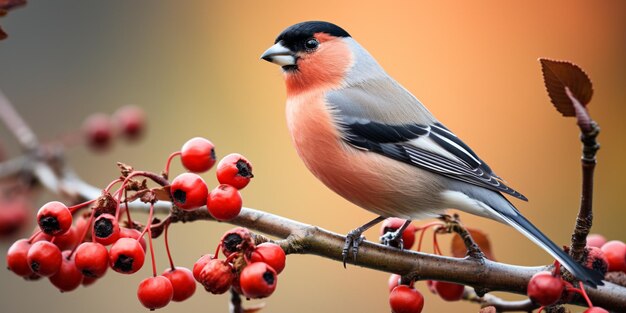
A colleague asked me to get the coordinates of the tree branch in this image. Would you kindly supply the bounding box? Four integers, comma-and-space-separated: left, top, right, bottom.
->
566, 87, 601, 263
0, 90, 39, 151
463, 287, 537, 312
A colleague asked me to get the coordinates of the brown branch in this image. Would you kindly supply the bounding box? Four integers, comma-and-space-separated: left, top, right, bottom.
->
163, 205, 626, 311
566, 87, 600, 263
1, 92, 624, 312
463, 287, 537, 312
0, 90, 39, 151
2, 150, 625, 311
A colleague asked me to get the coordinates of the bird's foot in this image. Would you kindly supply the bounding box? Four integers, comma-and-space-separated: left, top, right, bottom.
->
342, 229, 365, 268
379, 229, 404, 249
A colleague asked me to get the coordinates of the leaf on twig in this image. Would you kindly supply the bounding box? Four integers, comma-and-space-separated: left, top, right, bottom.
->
450, 227, 496, 260
152, 186, 171, 202
539, 58, 593, 116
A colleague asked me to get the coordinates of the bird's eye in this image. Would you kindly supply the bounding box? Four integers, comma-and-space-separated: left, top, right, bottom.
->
304, 38, 319, 51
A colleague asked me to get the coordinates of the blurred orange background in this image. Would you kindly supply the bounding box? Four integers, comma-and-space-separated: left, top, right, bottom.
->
0, 1, 625, 312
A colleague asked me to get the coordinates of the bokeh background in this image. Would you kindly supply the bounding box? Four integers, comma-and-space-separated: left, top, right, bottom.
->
1, 1, 625, 312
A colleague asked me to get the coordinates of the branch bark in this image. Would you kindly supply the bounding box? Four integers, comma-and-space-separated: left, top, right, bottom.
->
566, 87, 601, 263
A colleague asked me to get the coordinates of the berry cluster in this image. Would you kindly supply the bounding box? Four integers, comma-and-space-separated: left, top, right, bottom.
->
168, 137, 252, 221
0, 106, 147, 239
523, 234, 621, 312
589, 234, 626, 274
83, 105, 146, 151
5, 136, 260, 310
381, 218, 466, 313
192, 227, 286, 299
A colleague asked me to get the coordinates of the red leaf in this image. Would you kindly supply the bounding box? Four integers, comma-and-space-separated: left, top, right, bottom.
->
0, 25, 6, 40
539, 58, 593, 117
450, 227, 496, 261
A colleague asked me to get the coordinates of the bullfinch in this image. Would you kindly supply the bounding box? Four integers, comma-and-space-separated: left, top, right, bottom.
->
260, 21, 603, 287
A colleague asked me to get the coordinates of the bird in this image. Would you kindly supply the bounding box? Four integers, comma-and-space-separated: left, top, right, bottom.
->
260, 21, 604, 287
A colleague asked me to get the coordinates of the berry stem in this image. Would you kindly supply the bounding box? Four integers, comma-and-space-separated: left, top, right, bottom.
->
163, 151, 181, 179
69, 208, 96, 257
145, 202, 157, 277
213, 243, 222, 259
27, 230, 43, 244
416, 222, 444, 252
432, 227, 443, 255
552, 260, 561, 277
163, 220, 175, 271
123, 189, 134, 227
104, 178, 123, 193
67, 198, 97, 213
578, 281, 594, 308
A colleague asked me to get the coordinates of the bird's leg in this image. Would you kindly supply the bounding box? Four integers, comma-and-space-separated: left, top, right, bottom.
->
342, 216, 386, 267
379, 219, 412, 249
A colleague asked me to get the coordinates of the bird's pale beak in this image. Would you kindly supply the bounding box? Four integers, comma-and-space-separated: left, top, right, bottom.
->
260, 42, 296, 67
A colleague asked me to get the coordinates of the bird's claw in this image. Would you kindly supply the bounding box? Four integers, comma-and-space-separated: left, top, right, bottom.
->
379, 230, 404, 249
342, 229, 365, 268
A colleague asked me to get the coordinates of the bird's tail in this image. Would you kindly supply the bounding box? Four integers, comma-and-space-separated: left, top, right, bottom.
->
493, 208, 604, 288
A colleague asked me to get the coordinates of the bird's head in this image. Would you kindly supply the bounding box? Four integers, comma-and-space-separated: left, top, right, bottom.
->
261, 21, 356, 95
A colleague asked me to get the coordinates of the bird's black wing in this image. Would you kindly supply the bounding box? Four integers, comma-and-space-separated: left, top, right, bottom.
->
337, 115, 528, 201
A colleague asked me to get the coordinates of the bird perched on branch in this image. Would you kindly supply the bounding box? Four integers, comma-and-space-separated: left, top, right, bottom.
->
260, 21, 603, 287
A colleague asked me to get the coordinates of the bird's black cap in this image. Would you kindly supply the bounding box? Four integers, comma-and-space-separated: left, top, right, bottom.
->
275, 21, 351, 45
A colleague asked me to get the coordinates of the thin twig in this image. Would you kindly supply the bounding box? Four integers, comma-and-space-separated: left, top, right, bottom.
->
463, 286, 537, 312
0, 90, 39, 150
566, 88, 600, 263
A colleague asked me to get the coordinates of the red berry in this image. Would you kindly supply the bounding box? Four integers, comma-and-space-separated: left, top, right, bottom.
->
74, 215, 91, 242
112, 105, 145, 141
432, 281, 465, 301
388, 274, 401, 292
54, 225, 80, 251
0, 196, 29, 237
75, 242, 109, 278
49, 251, 83, 292
250, 243, 286, 274
380, 218, 417, 250
119, 227, 147, 251
207, 184, 242, 221
239, 262, 277, 299
389, 285, 424, 313
527, 271, 565, 306
584, 246, 609, 275
601, 240, 626, 272
37, 201, 72, 236
199, 259, 234, 294
83, 113, 114, 151
192, 254, 214, 282
216, 153, 253, 190
170, 173, 209, 210
425, 280, 437, 294
220, 227, 254, 257
587, 234, 607, 248
81, 275, 98, 286
180, 137, 216, 173
162, 267, 196, 302
27, 241, 62, 277
6, 239, 33, 276
137, 276, 174, 310
109, 237, 145, 274
584, 307, 609, 313
93, 213, 121, 246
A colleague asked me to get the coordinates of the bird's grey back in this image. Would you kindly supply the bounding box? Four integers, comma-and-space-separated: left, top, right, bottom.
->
332, 37, 438, 126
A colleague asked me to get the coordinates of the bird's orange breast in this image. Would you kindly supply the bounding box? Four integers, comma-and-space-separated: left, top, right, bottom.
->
285, 92, 417, 216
